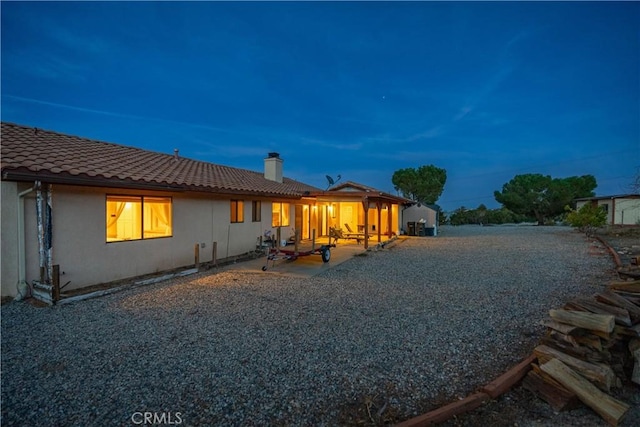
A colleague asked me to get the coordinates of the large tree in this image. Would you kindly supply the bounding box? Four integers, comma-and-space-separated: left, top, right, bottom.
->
392, 165, 447, 204
494, 174, 596, 225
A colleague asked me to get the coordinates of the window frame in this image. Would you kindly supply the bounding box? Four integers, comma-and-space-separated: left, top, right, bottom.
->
271, 202, 291, 227
106, 195, 173, 243
252, 200, 262, 222
230, 200, 244, 223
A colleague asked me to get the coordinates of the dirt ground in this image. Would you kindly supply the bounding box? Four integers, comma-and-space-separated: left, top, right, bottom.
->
432, 228, 640, 427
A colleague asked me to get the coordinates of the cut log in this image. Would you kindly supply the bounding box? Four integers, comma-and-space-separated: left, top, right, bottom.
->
540, 335, 610, 363
596, 290, 640, 321
540, 358, 629, 426
631, 339, 640, 386
540, 318, 581, 335
522, 370, 582, 412
534, 345, 617, 391
568, 297, 632, 327
608, 281, 640, 294
573, 334, 603, 351
549, 309, 615, 334
547, 330, 578, 347
613, 324, 640, 338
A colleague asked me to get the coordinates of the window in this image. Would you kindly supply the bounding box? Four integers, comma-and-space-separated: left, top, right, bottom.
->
231, 200, 244, 223
272, 202, 290, 227
601, 203, 609, 213
106, 196, 172, 242
252, 201, 261, 222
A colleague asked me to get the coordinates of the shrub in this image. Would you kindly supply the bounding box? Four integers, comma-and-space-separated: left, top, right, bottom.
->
565, 203, 607, 236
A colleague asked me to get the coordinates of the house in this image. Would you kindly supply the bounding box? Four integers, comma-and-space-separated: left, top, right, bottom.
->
1, 122, 407, 301
311, 181, 408, 243
574, 194, 640, 226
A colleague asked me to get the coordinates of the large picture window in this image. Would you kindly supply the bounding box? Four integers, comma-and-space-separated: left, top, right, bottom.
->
106, 196, 172, 242
272, 202, 290, 227
231, 200, 244, 223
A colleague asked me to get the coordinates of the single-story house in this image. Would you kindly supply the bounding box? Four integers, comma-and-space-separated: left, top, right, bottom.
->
1, 122, 407, 301
574, 194, 640, 226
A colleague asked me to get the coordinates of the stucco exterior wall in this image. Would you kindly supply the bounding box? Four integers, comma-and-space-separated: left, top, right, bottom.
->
1, 183, 283, 297
402, 205, 437, 230
1, 182, 19, 297
614, 198, 640, 225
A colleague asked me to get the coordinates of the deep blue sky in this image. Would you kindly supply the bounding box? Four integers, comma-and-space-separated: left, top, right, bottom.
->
2, 2, 638, 211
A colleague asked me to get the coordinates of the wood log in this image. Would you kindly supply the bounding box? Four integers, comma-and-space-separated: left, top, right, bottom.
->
573, 334, 603, 351
608, 281, 640, 294
540, 359, 629, 426
613, 324, 640, 338
568, 297, 632, 327
549, 309, 615, 334
522, 370, 582, 412
540, 318, 581, 335
596, 290, 640, 321
540, 335, 610, 363
631, 339, 640, 386
534, 345, 617, 391
547, 330, 578, 347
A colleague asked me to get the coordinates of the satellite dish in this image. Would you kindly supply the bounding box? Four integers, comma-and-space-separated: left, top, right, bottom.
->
326, 175, 334, 186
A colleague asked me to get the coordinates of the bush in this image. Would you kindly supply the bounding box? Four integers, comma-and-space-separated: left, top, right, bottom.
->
565, 203, 607, 236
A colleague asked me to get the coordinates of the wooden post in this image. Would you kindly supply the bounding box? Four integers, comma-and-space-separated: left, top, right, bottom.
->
294, 229, 299, 254
276, 227, 281, 249
194, 244, 200, 270
362, 198, 369, 250
212, 241, 217, 266
376, 201, 382, 242
52, 264, 60, 303
311, 229, 316, 251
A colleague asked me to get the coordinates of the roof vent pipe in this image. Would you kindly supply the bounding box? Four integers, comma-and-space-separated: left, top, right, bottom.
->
174, 149, 179, 160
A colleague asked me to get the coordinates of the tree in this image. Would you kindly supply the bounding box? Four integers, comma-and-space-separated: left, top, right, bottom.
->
392, 165, 447, 204
565, 203, 607, 236
494, 174, 597, 225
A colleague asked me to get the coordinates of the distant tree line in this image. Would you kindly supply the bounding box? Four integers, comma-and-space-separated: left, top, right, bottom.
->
447, 204, 532, 226
390, 166, 603, 227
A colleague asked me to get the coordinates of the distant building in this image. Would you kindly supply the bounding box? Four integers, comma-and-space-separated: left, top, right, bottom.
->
574, 194, 640, 226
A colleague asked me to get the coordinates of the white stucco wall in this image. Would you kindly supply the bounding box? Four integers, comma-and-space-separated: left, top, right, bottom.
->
1, 183, 287, 297
402, 205, 437, 230
614, 198, 640, 225
1, 181, 20, 297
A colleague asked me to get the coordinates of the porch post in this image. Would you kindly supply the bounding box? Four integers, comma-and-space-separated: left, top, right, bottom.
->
362, 197, 369, 249
376, 201, 382, 242
387, 202, 393, 237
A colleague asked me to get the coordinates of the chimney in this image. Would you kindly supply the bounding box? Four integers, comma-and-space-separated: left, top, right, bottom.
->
264, 152, 283, 183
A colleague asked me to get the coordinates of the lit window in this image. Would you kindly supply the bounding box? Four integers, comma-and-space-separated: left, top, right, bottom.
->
231, 200, 244, 223
272, 202, 290, 227
252, 201, 261, 222
106, 196, 172, 242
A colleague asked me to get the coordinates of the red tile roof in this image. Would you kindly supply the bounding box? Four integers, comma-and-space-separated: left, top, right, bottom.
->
1, 122, 321, 198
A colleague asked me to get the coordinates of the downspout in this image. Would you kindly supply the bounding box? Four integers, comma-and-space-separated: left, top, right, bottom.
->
15, 183, 37, 300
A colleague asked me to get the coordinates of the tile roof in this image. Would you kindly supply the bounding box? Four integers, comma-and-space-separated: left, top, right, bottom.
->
328, 180, 411, 202
1, 122, 321, 198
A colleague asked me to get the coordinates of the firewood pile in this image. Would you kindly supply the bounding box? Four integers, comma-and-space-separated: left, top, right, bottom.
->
524, 281, 640, 426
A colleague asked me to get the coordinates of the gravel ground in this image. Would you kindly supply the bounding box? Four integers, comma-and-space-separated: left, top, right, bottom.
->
1, 225, 632, 426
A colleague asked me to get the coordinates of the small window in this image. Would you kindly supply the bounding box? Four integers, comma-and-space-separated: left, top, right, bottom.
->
600, 203, 609, 213
106, 196, 172, 242
252, 201, 262, 222
272, 202, 290, 227
231, 200, 244, 223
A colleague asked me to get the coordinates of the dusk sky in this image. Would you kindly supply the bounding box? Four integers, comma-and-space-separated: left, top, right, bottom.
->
2, 2, 638, 211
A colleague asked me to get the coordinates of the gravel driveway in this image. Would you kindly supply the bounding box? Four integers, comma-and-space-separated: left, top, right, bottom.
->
1, 225, 616, 426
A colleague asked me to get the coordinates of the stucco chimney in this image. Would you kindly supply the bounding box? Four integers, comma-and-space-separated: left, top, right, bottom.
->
264, 152, 283, 183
